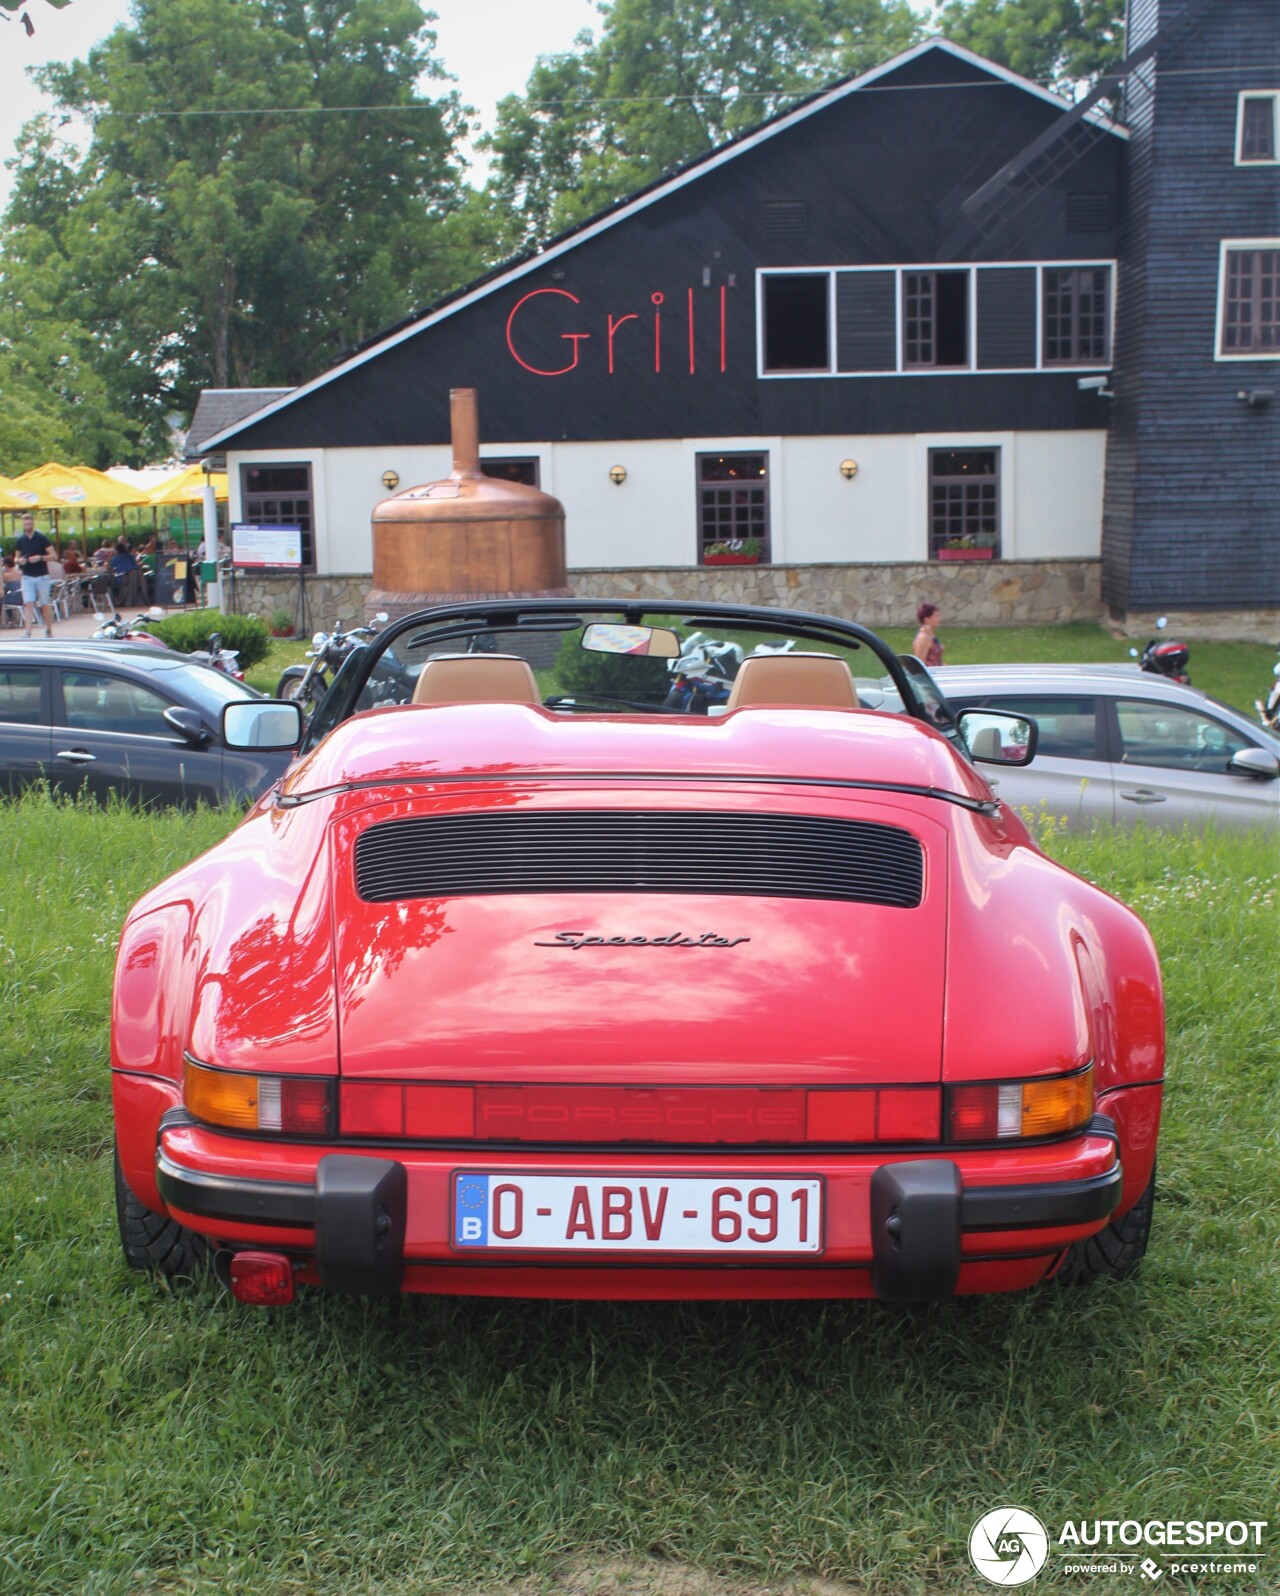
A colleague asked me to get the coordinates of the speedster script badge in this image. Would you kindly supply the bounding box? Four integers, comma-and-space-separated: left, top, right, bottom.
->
535, 931, 751, 950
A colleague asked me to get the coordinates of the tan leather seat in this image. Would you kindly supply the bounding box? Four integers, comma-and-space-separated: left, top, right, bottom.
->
725, 652, 862, 711
411, 654, 540, 706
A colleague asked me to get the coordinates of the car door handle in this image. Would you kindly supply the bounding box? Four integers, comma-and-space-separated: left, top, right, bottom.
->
1119, 787, 1166, 804
55, 749, 97, 764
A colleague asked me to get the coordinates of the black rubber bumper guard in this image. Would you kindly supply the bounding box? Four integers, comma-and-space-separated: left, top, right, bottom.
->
157, 1147, 1123, 1302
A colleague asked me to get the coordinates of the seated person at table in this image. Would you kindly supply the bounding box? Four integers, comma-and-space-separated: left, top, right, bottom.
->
62, 544, 85, 575
109, 539, 146, 603
2, 557, 21, 624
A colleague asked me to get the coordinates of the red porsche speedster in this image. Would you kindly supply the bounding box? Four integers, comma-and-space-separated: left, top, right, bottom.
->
111, 601, 1162, 1305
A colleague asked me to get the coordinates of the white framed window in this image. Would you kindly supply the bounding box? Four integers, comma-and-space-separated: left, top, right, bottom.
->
758, 271, 833, 373
757, 261, 1113, 377
1235, 92, 1278, 165
1215, 240, 1280, 359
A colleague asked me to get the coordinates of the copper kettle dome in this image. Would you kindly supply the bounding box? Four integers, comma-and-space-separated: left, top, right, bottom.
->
368, 388, 570, 619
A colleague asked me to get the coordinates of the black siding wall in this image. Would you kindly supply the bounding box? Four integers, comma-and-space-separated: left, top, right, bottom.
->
227, 49, 1122, 453
1103, 0, 1280, 612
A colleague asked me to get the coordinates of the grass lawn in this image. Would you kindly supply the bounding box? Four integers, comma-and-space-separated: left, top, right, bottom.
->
0, 789, 1275, 1594
251, 623, 1274, 722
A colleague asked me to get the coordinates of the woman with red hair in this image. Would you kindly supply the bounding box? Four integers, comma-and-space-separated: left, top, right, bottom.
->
912, 602, 943, 667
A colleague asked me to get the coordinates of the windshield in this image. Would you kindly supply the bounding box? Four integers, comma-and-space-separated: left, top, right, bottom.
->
302, 600, 944, 755
167, 662, 260, 718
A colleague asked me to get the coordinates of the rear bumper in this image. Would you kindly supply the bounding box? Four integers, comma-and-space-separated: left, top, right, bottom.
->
155, 1124, 1123, 1302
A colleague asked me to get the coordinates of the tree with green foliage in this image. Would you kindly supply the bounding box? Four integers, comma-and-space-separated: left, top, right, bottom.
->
484, 0, 924, 250
2, 0, 477, 462
933, 0, 1126, 95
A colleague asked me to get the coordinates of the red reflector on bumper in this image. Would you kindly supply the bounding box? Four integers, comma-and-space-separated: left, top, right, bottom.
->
340, 1083, 943, 1144
229, 1252, 296, 1306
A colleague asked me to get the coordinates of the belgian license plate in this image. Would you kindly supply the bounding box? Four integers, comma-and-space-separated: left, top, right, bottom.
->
451, 1172, 823, 1255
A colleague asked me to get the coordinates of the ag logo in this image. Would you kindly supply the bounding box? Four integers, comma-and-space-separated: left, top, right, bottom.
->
968, 1507, 1050, 1586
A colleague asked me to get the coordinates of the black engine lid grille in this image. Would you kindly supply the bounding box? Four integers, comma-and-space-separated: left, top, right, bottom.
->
354, 811, 924, 908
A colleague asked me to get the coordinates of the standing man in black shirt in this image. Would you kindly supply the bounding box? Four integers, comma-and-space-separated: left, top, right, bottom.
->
15, 512, 55, 638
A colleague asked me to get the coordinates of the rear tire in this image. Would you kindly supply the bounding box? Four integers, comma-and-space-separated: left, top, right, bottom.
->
1055, 1166, 1155, 1284
114, 1148, 209, 1279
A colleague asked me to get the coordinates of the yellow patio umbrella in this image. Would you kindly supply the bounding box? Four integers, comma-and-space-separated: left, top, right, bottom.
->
146, 464, 229, 505
9, 462, 150, 548
0, 473, 40, 512
10, 462, 148, 509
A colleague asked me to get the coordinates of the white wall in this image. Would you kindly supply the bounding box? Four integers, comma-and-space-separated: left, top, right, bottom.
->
227, 428, 1107, 574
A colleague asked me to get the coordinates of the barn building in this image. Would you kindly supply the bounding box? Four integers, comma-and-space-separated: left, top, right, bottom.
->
196, 0, 1278, 636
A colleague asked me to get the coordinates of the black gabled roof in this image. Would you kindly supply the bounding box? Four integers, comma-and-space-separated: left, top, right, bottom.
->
200, 37, 1126, 454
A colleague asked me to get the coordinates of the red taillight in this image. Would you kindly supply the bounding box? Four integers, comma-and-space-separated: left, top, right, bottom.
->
185, 1062, 334, 1136
229, 1252, 296, 1306
947, 1068, 1094, 1143
341, 1082, 942, 1144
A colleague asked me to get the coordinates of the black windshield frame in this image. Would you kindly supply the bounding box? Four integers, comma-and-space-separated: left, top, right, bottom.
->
301, 597, 939, 755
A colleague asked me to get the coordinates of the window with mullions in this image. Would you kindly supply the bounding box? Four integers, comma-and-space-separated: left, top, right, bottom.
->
697, 454, 770, 563
1218, 245, 1279, 357
1237, 93, 1278, 164
929, 449, 1000, 559
240, 464, 314, 568
904, 271, 969, 367
1043, 267, 1110, 364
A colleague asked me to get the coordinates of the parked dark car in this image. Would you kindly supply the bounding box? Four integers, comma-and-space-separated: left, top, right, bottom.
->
0, 640, 293, 806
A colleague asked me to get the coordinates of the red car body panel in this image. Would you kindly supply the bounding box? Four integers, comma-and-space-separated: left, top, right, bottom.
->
111, 695, 1164, 1302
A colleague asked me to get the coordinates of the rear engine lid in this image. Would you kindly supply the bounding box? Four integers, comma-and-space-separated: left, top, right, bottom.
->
330, 793, 948, 1085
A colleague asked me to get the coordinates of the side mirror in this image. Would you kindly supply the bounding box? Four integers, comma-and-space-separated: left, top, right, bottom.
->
222, 700, 304, 751
1227, 747, 1280, 781
957, 708, 1039, 767
163, 705, 210, 745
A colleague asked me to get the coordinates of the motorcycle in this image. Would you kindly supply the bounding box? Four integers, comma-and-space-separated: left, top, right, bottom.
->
92, 608, 170, 647
1256, 645, 1280, 731
189, 631, 244, 681
1129, 616, 1191, 684
275, 612, 389, 715
661, 633, 796, 714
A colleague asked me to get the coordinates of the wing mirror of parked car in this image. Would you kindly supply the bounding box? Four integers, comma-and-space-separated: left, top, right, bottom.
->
222, 700, 305, 751
1227, 746, 1280, 780
581, 622, 682, 658
163, 706, 211, 745
956, 709, 1039, 767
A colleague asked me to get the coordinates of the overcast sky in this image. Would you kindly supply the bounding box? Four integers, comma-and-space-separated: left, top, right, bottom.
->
0, 0, 601, 209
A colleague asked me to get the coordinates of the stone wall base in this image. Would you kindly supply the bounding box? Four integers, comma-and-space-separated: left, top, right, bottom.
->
223, 561, 1273, 639
569, 560, 1104, 628
1106, 608, 1280, 644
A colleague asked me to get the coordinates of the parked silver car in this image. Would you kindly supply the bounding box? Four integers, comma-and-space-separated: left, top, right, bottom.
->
934, 664, 1280, 832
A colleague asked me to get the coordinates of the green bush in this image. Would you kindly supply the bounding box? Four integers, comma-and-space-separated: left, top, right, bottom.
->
553, 628, 672, 705
148, 608, 272, 670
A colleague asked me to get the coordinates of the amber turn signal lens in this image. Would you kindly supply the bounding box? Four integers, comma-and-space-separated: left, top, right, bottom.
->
184, 1061, 333, 1136
947, 1066, 1093, 1142
1020, 1068, 1094, 1138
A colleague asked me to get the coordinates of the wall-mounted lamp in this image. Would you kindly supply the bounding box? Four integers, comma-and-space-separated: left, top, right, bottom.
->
839, 459, 859, 480
1238, 388, 1274, 408
608, 464, 627, 485
381, 469, 400, 490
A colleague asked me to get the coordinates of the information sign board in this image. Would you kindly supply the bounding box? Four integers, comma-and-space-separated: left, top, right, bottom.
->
231, 524, 303, 569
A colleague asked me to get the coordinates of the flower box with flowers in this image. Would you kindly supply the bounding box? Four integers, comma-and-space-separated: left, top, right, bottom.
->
703, 539, 762, 566
937, 544, 995, 561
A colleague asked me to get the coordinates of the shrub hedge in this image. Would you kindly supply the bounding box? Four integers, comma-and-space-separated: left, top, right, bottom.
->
148, 609, 272, 670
